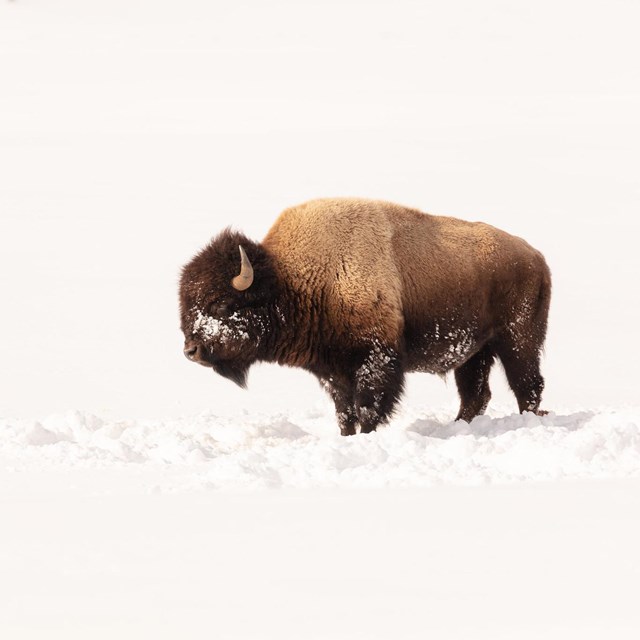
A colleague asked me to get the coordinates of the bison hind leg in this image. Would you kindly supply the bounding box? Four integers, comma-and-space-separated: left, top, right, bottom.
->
496, 301, 549, 415
497, 345, 545, 415
454, 344, 495, 422
496, 275, 550, 415
494, 326, 546, 415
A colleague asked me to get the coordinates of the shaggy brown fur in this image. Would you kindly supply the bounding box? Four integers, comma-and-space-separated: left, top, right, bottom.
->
179, 198, 551, 435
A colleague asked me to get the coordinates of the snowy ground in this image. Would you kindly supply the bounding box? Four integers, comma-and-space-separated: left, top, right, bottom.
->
2, 474, 639, 639
2, 0, 640, 637
3, 406, 640, 491
2, 406, 640, 638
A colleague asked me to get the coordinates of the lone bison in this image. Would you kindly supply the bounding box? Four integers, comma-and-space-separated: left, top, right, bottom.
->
179, 198, 551, 435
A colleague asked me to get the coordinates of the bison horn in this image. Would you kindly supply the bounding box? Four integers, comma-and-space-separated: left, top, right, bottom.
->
232, 245, 254, 291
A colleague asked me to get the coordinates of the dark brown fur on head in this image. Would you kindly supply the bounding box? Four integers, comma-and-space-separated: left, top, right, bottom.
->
179, 228, 278, 323
179, 229, 279, 386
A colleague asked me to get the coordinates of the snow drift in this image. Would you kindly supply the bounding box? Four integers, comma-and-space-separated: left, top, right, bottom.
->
3, 406, 639, 491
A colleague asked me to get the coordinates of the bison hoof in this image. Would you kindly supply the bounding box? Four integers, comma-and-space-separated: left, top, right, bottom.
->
359, 424, 378, 434
340, 425, 357, 436
356, 406, 381, 434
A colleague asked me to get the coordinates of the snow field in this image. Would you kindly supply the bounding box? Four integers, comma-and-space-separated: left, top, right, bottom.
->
2, 406, 640, 491
2, 476, 640, 639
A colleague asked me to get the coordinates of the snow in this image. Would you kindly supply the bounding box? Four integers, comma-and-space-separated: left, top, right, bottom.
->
3, 403, 640, 638
3, 406, 640, 638
192, 308, 250, 344
2, 0, 640, 637
3, 406, 640, 490
2, 468, 640, 639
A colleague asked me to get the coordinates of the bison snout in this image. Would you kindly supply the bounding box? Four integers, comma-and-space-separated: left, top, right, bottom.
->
184, 341, 202, 361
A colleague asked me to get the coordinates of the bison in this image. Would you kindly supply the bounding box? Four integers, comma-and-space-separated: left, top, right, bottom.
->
179, 198, 551, 435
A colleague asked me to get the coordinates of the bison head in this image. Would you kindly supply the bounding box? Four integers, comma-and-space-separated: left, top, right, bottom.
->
179, 229, 278, 388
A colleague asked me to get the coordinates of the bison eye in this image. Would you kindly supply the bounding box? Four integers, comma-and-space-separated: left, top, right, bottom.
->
208, 301, 228, 316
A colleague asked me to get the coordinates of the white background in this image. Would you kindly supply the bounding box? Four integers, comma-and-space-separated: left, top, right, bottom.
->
2, 0, 639, 419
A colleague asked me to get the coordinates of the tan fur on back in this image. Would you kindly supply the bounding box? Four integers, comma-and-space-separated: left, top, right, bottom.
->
262, 198, 547, 350
263, 199, 405, 343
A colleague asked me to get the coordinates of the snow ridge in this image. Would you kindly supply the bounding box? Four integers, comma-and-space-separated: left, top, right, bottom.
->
2, 407, 640, 491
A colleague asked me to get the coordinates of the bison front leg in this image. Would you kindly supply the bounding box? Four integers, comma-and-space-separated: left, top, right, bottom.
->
320, 375, 358, 436
354, 344, 405, 434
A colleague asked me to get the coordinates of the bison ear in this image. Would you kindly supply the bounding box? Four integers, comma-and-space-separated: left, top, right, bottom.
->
231, 245, 254, 291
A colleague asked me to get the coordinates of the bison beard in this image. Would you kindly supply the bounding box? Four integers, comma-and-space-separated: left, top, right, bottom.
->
211, 360, 249, 390
179, 198, 551, 435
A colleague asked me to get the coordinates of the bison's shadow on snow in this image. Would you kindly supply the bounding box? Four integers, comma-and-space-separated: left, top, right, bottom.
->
406, 411, 594, 440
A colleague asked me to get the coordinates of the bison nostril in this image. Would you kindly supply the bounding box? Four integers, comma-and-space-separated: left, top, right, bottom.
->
184, 342, 199, 360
